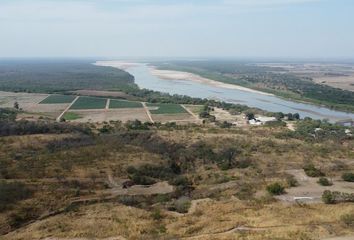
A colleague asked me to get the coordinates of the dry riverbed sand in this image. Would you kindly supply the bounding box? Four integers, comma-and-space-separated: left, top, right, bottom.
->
93, 61, 273, 96
148, 67, 273, 96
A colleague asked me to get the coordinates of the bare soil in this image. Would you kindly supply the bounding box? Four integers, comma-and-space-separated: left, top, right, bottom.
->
210, 107, 247, 126
151, 113, 197, 123
68, 108, 150, 123
313, 75, 354, 92
276, 169, 354, 203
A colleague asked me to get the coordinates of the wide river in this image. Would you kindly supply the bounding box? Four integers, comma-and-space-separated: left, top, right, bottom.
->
125, 64, 354, 122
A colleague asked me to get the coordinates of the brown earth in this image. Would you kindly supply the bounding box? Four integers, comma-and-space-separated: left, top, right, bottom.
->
68, 108, 150, 123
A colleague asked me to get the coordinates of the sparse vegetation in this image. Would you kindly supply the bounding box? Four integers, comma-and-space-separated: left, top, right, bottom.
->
266, 182, 285, 195
342, 172, 354, 182
317, 177, 333, 186
340, 213, 354, 227
155, 61, 354, 112
303, 164, 325, 177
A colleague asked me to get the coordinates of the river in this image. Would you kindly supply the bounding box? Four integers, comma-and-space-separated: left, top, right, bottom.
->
125, 64, 354, 122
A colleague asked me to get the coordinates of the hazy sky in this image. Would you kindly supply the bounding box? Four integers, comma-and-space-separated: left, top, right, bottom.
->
1, 0, 353, 58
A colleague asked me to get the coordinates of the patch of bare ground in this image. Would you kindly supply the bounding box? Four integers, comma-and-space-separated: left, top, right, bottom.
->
0, 91, 52, 110
276, 169, 354, 204
149, 67, 273, 96
106, 181, 174, 196
210, 107, 247, 126
68, 108, 150, 123
151, 113, 197, 123
313, 76, 354, 92
94, 61, 141, 70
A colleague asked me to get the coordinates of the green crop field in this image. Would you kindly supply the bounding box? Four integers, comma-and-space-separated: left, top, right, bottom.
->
39, 95, 76, 104
70, 97, 107, 110
147, 103, 187, 114
63, 112, 82, 121
109, 99, 143, 109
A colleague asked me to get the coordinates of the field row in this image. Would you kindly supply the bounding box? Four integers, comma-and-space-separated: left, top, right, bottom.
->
0, 92, 199, 123
40, 95, 188, 114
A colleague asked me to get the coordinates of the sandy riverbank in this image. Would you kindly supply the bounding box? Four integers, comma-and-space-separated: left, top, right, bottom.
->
149, 67, 273, 96
94, 61, 141, 70
94, 61, 273, 96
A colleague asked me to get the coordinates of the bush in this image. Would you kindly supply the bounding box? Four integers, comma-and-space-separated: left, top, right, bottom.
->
342, 172, 354, 182
130, 174, 156, 185
317, 177, 333, 186
341, 213, 354, 227
303, 164, 324, 177
322, 190, 336, 204
266, 182, 285, 195
286, 175, 299, 187
174, 196, 191, 213
321, 190, 354, 204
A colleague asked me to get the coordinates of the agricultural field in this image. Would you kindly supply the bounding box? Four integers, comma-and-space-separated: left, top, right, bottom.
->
62, 112, 82, 121
0, 91, 66, 120
70, 96, 107, 110
39, 94, 76, 104
66, 108, 150, 123
0, 91, 48, 108
147, 103, 188, 114
109, 99, 143, 109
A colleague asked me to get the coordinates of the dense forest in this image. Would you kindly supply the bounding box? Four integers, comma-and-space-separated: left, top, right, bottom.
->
154, 61, 354, 112
0, 59, 137, 93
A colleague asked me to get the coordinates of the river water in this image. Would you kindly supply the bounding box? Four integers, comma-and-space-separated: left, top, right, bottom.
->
126, 65, 354, 122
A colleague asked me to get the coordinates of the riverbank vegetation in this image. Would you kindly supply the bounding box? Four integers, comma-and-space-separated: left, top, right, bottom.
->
153, 60, 354, 112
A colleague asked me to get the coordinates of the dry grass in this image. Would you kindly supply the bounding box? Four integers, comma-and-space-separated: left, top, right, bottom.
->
1, 125, 353, 240
67, 109, 150, 123
3, 200, 354, 240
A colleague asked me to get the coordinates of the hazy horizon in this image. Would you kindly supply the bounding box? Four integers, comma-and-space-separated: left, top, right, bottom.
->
1, 0, 354, 59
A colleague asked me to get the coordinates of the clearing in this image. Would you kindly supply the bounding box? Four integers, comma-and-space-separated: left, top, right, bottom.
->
276, 169, 354, 203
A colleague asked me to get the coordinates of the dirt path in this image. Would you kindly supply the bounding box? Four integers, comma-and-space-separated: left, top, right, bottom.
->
142, 102, 154, 123
43, 237, 127, 240
56, 96, 79, 122
286, 122, 296, 131
322, 237, 354, 240
182, 221, 339, 239
181, 104, 200, 122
